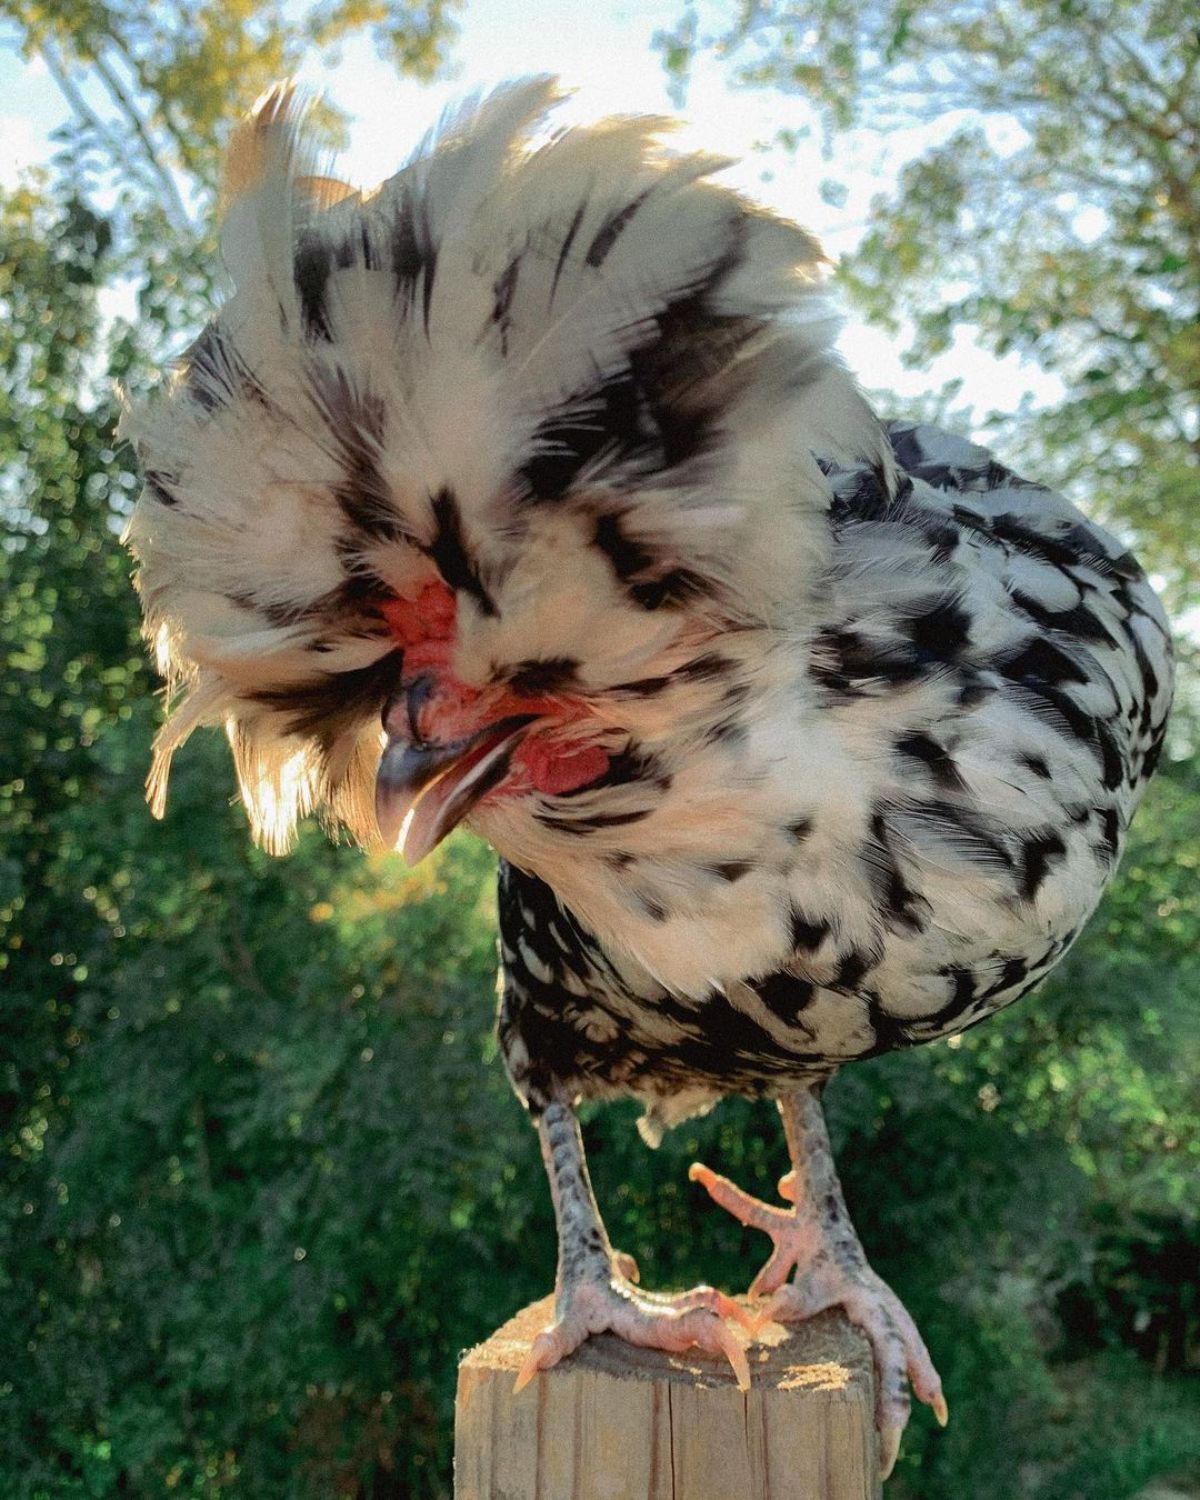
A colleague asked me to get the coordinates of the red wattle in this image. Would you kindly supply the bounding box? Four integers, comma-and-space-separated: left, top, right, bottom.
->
379, 581, 609, 797
516, 740, 611, 796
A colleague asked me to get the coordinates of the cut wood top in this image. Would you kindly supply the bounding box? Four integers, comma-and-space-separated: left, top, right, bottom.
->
455, 1296, 881, 1500
461, 1294, 875, 1395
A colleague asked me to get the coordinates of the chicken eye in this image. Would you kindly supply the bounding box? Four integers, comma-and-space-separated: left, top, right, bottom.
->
630, 579, 670, 610
629, 569, 706, 612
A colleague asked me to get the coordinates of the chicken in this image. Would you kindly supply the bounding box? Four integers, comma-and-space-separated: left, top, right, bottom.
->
120, 80, 1173, 1476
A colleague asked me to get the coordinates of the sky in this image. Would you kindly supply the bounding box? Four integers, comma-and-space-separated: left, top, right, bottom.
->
0, 0, 1063, 417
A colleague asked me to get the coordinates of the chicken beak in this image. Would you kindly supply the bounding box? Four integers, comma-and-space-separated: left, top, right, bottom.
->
375, 715, 535, 864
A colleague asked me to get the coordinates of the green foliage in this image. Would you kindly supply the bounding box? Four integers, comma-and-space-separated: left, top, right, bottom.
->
3, 0, 458, 203
2, 9, 1197, 1496
660, 0, 1200, 608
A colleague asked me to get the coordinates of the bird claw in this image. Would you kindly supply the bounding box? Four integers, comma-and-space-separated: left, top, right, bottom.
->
514, 1272, 752, 1393
879, 1423, 903, 1482
766, 1272, 945, 1474
612, 1249, 640, 1283
688, 1161, 792, 1236
692, 1157, 947, 1476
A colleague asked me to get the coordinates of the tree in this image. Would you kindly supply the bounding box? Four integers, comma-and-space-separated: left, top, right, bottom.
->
3, 0, 457, 214
1, 0, 460, 376
660, 0, 1200, 606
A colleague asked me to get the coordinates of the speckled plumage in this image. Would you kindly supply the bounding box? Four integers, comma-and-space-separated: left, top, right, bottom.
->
121, 80, 1173, 1466
497, 418, 1172, 1138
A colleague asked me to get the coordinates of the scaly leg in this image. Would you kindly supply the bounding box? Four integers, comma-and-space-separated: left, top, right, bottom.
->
689, 1083, 947, 1478
516, 1099, 751, 1391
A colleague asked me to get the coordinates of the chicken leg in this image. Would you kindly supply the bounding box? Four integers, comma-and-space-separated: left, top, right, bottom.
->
516, 1098, 751, 1391
689, 1082, 947, 1478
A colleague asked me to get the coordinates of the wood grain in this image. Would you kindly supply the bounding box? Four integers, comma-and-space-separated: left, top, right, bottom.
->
455, 1296, 881, 1499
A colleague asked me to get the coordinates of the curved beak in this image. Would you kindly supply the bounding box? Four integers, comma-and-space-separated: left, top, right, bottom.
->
375, 715, 535, 864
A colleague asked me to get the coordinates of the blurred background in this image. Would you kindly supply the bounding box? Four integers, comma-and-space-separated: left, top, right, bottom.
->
1, 2, 1197, 1495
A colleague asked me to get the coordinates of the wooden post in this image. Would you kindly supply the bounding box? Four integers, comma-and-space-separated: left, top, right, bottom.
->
455, 1296, 880, 1500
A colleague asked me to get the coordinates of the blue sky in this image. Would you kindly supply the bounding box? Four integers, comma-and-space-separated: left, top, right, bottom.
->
0, 0, 1062, 415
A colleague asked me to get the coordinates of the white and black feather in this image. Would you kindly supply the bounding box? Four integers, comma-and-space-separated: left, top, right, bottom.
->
121, 85, 1173, 1131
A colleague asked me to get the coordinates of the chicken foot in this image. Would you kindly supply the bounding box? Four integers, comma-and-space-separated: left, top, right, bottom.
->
690, 1082, 947, 1478
516, 1098, 751, 1392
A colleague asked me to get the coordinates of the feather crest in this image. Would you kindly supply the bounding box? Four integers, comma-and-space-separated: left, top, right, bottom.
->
123, 79, 893, 850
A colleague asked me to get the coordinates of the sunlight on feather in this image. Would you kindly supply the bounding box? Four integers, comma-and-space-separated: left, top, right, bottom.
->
154, 621, 173, 677
237, 737, 313, 854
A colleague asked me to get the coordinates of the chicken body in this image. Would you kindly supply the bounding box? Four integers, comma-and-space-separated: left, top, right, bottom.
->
497, 419, 1172, 1133
489, 420, 1170, 1468
121, 81, 1172, 1475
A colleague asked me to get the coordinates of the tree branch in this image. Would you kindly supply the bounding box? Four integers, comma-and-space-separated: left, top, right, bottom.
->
89, 48, 193, 232
107, 36, 213, 192
40, 39, 129, 170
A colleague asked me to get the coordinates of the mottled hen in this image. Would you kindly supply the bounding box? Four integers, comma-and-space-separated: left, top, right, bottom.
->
121, 80, 1173, 1474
